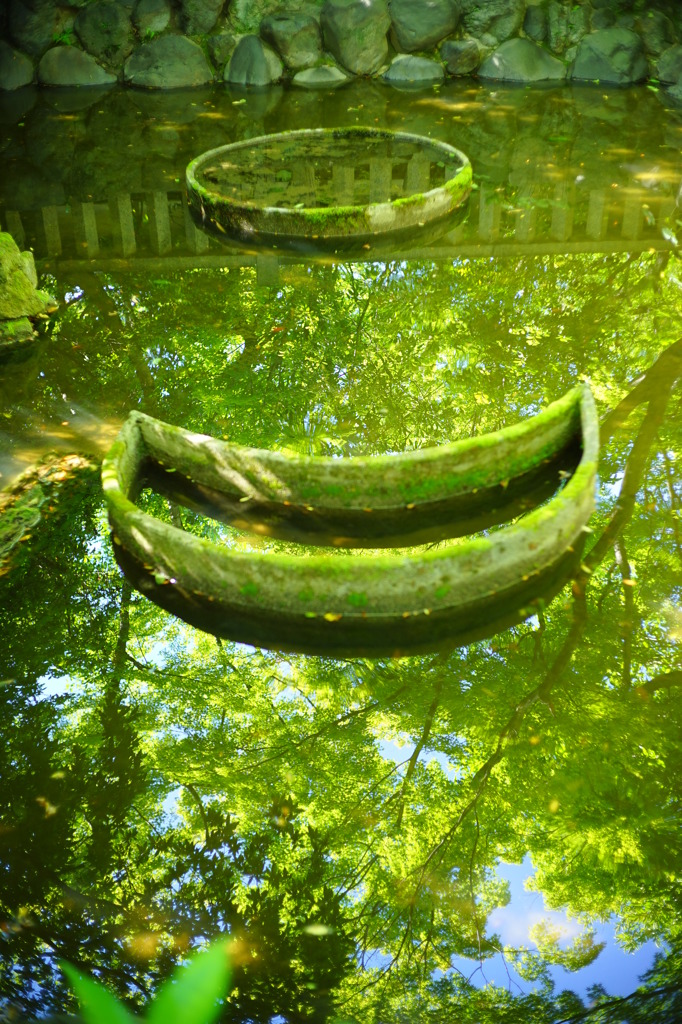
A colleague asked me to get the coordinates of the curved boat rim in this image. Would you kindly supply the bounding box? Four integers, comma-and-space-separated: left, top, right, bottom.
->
185, 126, 472, 240
102, 385, 598, 652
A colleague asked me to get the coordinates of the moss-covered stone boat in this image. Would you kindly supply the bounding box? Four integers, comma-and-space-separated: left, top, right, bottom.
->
186, 127, 472, 253
102, 385, 598, 656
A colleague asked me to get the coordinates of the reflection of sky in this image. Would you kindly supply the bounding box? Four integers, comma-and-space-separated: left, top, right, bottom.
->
33, 689, 661, 1003
379, 740, 659, 999
484, 857, 659, 998
38, 673, 71, 698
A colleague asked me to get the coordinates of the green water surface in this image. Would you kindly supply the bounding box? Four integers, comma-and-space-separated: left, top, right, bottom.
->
1, 79, 681, 1022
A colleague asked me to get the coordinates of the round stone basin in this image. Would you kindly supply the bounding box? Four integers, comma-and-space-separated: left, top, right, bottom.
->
185, 127, 472, 253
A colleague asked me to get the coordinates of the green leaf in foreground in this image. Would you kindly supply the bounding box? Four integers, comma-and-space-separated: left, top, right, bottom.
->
61, 942, 231, 1024
147, 941, 231, 1024
59, 963, 133, 1024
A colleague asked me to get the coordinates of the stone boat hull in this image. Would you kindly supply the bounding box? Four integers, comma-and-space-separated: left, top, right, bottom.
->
102, 385, 598, 657
186, 127, 472, 254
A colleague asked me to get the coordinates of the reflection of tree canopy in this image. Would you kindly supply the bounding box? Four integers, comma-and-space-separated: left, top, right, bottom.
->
3, 247, 681, 461
1, 251, 681, 1022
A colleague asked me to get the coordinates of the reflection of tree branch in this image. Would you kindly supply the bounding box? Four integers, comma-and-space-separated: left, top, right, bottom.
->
469, 586, 587, 794
554, 983, 682, 1024
125, 652, 148, 673
112, 579, 132, 679
29, 922, 151, 997
345, 756, 411, 825
233, 682, 411, 777
468, 810, 483, 961
639, 670, 682, 693
584, 384, 676, 572
395, 679, 442, 830
663, 452, 682, 566
614, 538, 634, 689
600, 335, 682, 441
408, 344, 682, 899
52, 877, 127, 917
337, 852, 379, 899
183, 782, 210, 846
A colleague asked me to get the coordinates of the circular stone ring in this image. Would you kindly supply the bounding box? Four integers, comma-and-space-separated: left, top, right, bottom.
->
186, 126, 472, 253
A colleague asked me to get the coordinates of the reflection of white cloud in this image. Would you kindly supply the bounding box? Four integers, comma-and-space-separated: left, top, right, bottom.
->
488, 859, 658, 998
489, 899, 582, 949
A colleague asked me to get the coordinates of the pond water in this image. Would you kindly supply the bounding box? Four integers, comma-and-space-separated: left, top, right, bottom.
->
1, 79, 681, 1021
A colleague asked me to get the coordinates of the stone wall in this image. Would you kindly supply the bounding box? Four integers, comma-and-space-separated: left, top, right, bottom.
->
0, 0, 681, 101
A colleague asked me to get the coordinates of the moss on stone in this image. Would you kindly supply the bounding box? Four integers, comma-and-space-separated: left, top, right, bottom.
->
186, 127, 472, 250
102, 385, 598, 653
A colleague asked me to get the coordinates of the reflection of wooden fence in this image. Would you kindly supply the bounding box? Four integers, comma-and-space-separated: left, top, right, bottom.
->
1, 192, 209, 260
206, 143, 460, 208
0, 181, 677, 283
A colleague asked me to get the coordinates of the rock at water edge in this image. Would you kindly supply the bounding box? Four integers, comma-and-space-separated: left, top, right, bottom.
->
260, 12, 321, 70
440, 38, 481, 75
75, 1, 134, 67
292, 64, 350, 88
389, 0, 459, 53
321, 0, 390, 77
572, 27, 648, 84
179, 0, 225, 36
383, 54, 445, 85
479, 38, 567, 82
124, 35, 214, 88
38, 46, 117, 87
226, 35, 283, 87
0, 41, 34, 90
